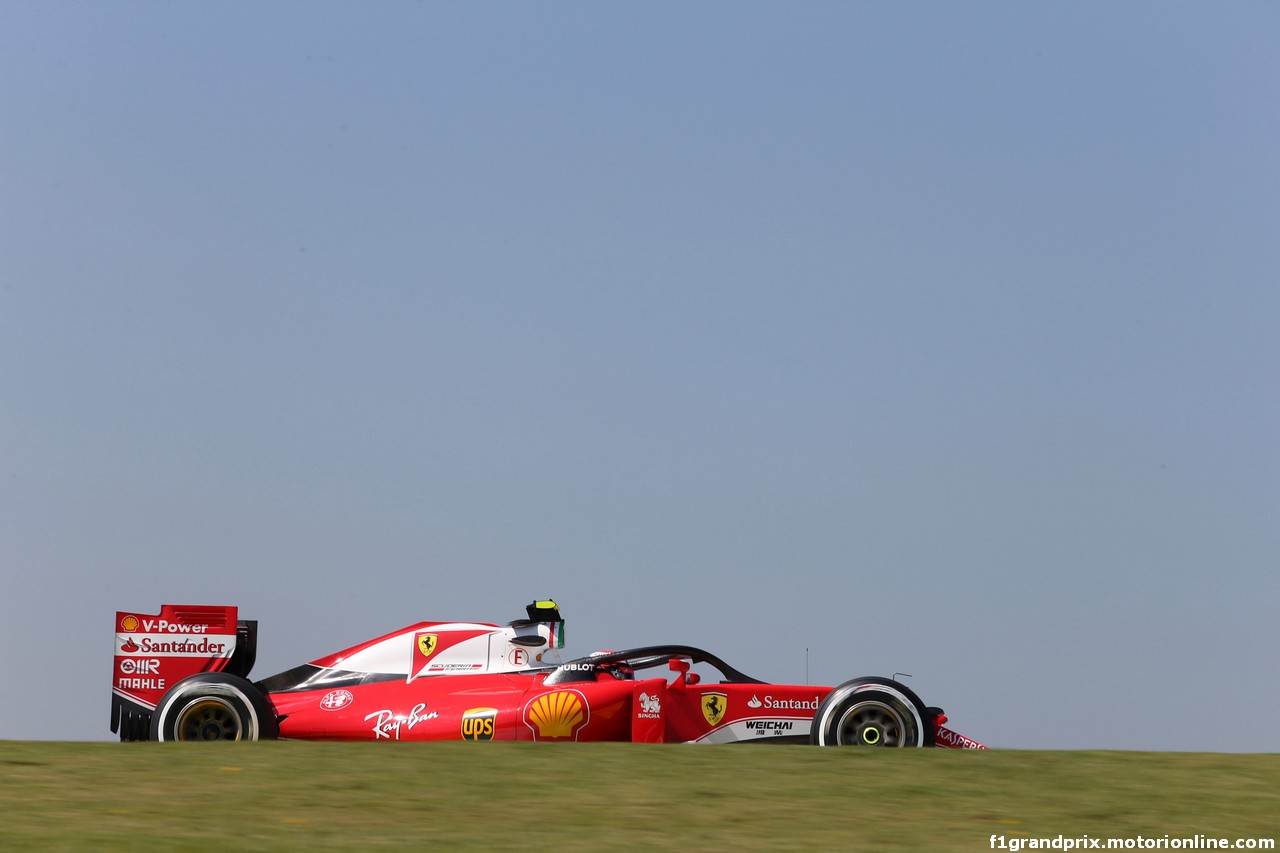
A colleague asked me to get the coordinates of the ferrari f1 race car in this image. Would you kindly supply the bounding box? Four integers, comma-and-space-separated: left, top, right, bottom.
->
110, 601, 985, 749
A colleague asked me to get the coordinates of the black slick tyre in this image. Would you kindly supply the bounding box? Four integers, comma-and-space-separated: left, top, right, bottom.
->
150, 673, 279, 742
810, 676, 934, 748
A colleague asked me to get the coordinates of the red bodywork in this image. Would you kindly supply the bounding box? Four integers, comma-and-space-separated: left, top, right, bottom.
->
112, 603, 985, 748
266, 667, 831, 744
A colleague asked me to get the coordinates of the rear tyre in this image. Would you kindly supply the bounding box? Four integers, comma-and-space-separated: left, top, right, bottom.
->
150, 673, 278, 742
810, 677, 933, 748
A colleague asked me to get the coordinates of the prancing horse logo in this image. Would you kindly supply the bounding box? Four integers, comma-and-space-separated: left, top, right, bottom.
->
417, 634, 438, 658
701, 692, 728, 727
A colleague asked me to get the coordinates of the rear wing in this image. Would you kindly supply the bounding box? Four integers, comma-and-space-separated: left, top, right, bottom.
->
110, 604, 258, 740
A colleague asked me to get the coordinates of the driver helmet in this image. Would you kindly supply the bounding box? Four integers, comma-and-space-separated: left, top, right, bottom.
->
589, 650, 635, 680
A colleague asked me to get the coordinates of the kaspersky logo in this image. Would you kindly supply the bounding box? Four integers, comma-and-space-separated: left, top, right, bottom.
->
523, 690, 589, 741
701, 692, 728, 727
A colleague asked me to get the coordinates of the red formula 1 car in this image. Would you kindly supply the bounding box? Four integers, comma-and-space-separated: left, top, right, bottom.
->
110, 601, 985, 749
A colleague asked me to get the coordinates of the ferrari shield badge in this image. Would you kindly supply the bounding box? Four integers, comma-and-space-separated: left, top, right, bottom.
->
701, 692, 728, 727
409, 632, 440, 682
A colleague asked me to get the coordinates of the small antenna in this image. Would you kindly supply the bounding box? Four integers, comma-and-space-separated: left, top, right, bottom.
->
892, 672, 913, 682
805, 648, 810, 685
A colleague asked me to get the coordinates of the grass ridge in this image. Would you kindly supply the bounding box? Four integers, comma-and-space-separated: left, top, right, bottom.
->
1, 742, 1276, 850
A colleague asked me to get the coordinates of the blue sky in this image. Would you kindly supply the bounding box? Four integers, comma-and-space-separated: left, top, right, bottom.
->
2, 3, 1276, 749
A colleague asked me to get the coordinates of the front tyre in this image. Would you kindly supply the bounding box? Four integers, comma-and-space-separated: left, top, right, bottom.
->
150, 673, 279, 742
811, 677, 933, 748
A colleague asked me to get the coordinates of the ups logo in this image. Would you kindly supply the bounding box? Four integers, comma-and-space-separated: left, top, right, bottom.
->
461, 708, 497, 741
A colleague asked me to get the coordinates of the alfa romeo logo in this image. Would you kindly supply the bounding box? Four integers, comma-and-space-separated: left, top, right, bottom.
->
319, 690, 354, 711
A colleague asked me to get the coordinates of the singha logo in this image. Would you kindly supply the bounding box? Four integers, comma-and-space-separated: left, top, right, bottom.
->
639, 692, 661, 715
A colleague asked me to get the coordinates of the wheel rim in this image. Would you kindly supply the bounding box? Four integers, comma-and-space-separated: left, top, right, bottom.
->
833, 700, 909, 747
174, 698, 243, 741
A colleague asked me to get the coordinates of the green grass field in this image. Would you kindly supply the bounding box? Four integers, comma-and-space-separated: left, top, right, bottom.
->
1, 742, 1275, 851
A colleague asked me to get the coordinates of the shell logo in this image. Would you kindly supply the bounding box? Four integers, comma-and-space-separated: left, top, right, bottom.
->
523, 690, 589, 741
120, 615, 140, 632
